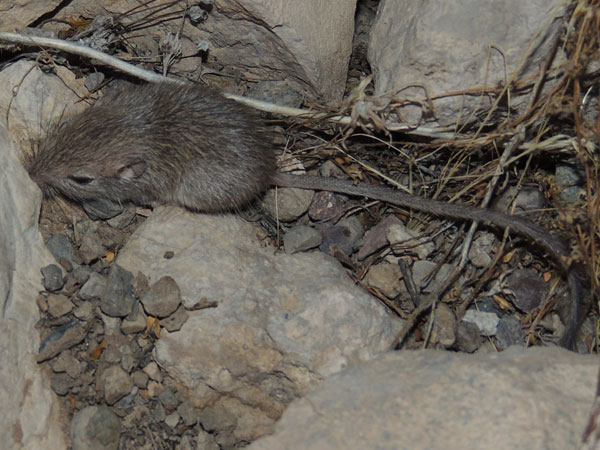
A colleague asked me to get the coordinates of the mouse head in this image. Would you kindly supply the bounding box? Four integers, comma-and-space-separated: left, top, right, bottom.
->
25, 122, 153, 205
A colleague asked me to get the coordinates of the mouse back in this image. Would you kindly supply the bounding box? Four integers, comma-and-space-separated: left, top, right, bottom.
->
25, 83, 276, 211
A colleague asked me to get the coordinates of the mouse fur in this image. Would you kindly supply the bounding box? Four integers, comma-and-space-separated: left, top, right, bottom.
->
26, 83, 276, 212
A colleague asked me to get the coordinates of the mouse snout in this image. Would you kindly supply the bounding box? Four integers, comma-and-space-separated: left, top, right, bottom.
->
27, 170, 52, 196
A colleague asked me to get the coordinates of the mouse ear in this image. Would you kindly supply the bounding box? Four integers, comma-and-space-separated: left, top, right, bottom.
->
116, 160, 147, 180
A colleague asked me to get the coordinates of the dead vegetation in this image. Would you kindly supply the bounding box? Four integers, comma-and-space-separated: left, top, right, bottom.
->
0, 0, 598, 351
281, 0, 600, 349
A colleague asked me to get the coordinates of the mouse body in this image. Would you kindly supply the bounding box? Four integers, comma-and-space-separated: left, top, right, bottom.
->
26, 83, 275, 212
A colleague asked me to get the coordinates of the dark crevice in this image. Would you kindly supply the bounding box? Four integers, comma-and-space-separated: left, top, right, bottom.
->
29, 0, 76, 29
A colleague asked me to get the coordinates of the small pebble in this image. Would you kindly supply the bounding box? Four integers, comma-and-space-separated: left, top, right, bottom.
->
137, 335, 154, 353
387, 223, 434, 259
72, 265, 91, 284
336, 216, 364, 250
496, 315, 525, 349
78, 232, 106, 264
468, 232, 496, 268
430, 303, 456, 348
37, 322, 88, 363
411, 260, 436, 290
41, 264, 64, 292
100, 264, 136, 317
82, 198, 124, 220
121, 354, 136, 373
493, 186, 544, 213
196, 429, 220, 450
143, 362, 163, 382
462, 309, 500, 336
84, 71, 104, 91
141, 276, 182, 318
106, 203, 137, 229
158, 388, 179, 413
114, 387, 138, 409
364, 262, 404, 298
357, 216, 403, 260
73, 301, 95, 322
100, 312, 122, 336
165, 412, 180, 428
262, 187, 314, 221
411, 261, 453, 293
456, 321, 482, 353
283, 225, 322, 254
36, 293, 48, 313
132, 271, 150, 299
50, 373, 74, 396
152, 401, 167, 421
506, 269, 548, 314
51, 352, 83, 378
45, 234, 74, 263
317, 224, 355, 255
47, 293, 73, 318
62, 274, 79, 296
121, 302, 148, 335
59, 257, 73, 272
132, 371, 149, 388
70, 405, 121, 450
308, 191, 345, 221
177, 401, 198, 427
318, 160, 346, 177
147, 381, 163, 397
556, 164, 584, 202
100, 342, 123, 365
79, 272, 106, 300
176, 435, 194, 450
198, 404, 237, 432
102, 365, 133, 405
161, 306, 189, 332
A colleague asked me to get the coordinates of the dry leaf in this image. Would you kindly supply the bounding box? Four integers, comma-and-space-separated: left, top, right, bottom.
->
90, 341, 106, 360
493, 295, 513, 310
543, 271, 552, 282
68, 16, 92, 30
69, 393, 76, 411
503, 250, 517, 263
145, 317, 161, 338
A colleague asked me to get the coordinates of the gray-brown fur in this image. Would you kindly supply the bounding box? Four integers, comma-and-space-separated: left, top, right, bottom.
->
26, 83, 276, 212
25, 82, 586, 349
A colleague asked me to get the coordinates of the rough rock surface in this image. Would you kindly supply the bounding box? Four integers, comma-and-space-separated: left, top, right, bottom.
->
0, 61, 87, 153
250, 348, 599, 450
0, 123, 67, 448
0, 1, 62, 30
70, 405, 121, 450
0, 60, 90, 450
117, 208, 403, 439
54, 0, 356, 105
368, 0, 566, 126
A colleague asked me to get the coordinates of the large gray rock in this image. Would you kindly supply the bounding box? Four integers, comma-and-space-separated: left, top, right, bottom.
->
117, 208, 403, 441
250, 348, 598, 450
0, 60, 85, 450
54, 0, 356, 105
368, 0, 566, 126
0, 123, 67, 448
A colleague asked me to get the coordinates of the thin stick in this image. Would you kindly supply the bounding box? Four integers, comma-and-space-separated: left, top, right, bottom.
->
0, 31, 174, 84
0, 31, 453, 139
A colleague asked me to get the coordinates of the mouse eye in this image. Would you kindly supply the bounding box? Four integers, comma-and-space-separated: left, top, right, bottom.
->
69, 174, 95, 185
